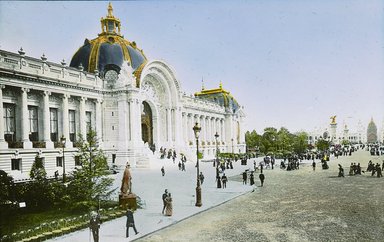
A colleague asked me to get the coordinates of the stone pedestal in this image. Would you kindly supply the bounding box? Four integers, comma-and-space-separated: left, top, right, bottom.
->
119, 193, 137, 210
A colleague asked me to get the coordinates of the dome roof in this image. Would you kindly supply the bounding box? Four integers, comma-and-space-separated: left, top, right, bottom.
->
70, 3, 147, 77
195, 82, 240, 113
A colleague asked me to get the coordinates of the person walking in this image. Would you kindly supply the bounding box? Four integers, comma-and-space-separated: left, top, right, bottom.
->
216, 169, 222, 189
242, 170, 247, 185
338, 164, 344, 177
312, 160, 316, 171
161, 166, 165, 176
199, 172, 205, 185
125, 207, 138, 238
89, 211, 101, 242
221, 173, 228, 188
249, 171, 255, 186
164, 193, 173, 216
259, 172, 265, 187
162, 189, 168, 214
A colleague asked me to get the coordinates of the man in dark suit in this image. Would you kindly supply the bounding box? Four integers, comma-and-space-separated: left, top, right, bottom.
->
89, 211, 101, 242
126, 207, 138, 238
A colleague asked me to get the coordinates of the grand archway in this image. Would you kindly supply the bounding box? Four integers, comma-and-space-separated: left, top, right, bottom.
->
141, 101, 153, 146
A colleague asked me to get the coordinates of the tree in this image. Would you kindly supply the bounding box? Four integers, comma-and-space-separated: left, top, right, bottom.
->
0, 170, 13, 204
292, 131, 308, 155
30, 156, 47, 180
316, 139, 330, 151
67, 129, 115, 210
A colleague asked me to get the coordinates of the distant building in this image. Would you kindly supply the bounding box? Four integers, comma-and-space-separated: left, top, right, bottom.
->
366, 118, 378, 143
307, 116, 366, 146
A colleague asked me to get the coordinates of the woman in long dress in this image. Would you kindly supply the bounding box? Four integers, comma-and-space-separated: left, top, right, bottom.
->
165, 193, 173, 216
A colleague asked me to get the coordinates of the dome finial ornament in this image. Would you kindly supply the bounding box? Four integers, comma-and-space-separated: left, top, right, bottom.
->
107, 2, 114, 18
201, 77, 205, 90
219, 81, 223, 89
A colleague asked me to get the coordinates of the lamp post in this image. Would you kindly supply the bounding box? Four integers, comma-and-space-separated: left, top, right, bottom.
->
214, 132, 219, 168
193, 122, 202, 207
231, 138, 234, 156
60, 136, 66, 183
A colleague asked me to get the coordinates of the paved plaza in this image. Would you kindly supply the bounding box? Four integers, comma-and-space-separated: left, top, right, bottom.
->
138, 150, 384, 242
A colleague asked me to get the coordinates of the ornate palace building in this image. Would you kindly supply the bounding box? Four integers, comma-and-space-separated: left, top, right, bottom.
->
307, 116, 366, 145
0, 4, 246, 179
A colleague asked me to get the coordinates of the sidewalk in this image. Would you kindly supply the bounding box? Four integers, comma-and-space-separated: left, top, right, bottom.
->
47, 155, 257, 242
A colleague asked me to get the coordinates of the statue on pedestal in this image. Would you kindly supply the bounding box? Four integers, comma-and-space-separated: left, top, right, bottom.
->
120, 163, 132, 196
119, 162, 137, 209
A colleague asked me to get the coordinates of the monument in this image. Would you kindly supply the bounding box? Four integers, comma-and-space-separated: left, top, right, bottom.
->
119, 163, 137, 210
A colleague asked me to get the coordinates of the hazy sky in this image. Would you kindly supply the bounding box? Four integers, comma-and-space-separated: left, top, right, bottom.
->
0, 1, 383, 133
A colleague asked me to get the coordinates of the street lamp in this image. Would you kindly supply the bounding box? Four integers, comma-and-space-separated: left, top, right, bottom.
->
231, 138, 234, 156
60, 136, 66, 183
214, 132, 219, 168
193, 122, 202, 207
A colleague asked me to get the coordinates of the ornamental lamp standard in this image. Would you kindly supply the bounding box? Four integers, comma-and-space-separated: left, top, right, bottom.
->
193, 122, 202, 207
231, 138, 234, 156
214, 132, 219, 168
60, 136, 66, 183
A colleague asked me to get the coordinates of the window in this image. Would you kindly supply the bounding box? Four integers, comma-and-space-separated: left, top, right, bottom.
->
86, 111, 92, 133
50, 108, 58, 142
4, 103, 16, 142
69, 110, 76, 142
28, 106, 38, 141
11, 158, 21, 170
56, 157, 63, 167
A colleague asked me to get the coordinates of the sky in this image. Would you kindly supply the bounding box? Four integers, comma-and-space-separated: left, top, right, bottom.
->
0, 0, 383, 134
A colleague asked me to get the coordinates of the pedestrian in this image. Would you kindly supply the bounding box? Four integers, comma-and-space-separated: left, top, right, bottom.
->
259, 172, 265, 187
54, 170, 59, 180
242, 170, 247, 185
338, 164, 344, 177
181, 162, 186, 171
125, 206, 138, 238
221, 173, 228, 188
312, 160, 316, 171
89, 211, 101, 242
376, 163, 382, 178
178, 161, 181, 170
216, 168, 222, 188
250, 171, 255, 186
199, 172, 204, 185
161, 166, 165, 176
162, 189, 168, 214
164, 193, 173, 216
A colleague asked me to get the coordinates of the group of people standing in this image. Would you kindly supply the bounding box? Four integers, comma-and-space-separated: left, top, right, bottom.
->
367, 160, 383, 177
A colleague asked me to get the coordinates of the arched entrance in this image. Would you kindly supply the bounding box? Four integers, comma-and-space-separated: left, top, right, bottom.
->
141, 101, 153, 146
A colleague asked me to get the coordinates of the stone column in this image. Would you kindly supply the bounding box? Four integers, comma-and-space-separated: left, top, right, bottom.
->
62, 94, 72, 148
79, 97, 87, 140
42, 91, 54, 149
201, 115, 206, 144
21, 88, 32, 148
95, 99, 103, 143
166, 108, 171, 142
0, 85, 7, 149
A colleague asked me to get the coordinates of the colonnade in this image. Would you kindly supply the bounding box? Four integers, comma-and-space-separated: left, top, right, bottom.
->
182, 112, 226, 145
0, 85, 102, 149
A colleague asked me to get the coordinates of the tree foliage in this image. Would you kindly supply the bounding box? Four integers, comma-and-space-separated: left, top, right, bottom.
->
67, 130, 115, 209
246, 127, 309, 156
